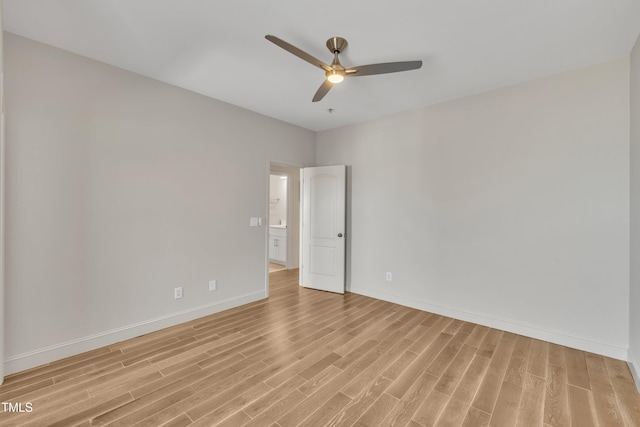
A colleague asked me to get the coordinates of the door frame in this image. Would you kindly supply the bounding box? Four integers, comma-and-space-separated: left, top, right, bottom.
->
265, 160, 303, 298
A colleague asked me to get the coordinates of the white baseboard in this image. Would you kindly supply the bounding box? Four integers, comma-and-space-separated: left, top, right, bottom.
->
628, 348, 640, 393
4, 290, 266, 375
349, 285, 628, 361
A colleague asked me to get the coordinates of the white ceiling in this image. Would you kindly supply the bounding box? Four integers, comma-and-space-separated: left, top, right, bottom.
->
3, 0, 640, 131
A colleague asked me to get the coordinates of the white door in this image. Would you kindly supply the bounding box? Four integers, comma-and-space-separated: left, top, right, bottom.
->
300, 165, 346, 294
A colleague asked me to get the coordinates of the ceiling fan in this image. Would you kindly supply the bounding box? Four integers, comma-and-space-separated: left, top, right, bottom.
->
265, 35, 422, 102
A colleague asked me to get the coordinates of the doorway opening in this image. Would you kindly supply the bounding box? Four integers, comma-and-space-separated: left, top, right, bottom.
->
267, 163, 301, 292
268, 173, 288, 272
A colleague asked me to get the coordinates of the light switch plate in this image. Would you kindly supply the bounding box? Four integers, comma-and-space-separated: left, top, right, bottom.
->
250, 217, 259, 227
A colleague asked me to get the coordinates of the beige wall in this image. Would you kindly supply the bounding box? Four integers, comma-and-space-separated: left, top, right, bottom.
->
317, 58, 630, 358
630, 32, 640, 382
3, 33, 315, 374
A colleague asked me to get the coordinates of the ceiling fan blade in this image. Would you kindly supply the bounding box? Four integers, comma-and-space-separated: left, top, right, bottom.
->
312, 80, 333, 102
345, 60, 422, 77
265, 35, 331, 72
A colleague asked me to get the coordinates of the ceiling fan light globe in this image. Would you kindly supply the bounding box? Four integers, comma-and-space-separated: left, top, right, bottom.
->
327, 72, 344, 84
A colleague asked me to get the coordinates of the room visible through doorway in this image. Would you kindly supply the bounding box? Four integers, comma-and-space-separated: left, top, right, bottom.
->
267, 163, 301, 292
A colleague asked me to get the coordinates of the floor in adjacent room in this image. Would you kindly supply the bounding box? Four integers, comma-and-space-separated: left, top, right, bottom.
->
269, 262, 287, 273
1, 268, 639, 426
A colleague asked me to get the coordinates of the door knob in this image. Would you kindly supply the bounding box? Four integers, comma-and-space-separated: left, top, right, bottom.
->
337, 233, 343, 237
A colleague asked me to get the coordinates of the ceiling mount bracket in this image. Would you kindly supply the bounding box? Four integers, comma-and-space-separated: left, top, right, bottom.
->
326, 37, 348, 53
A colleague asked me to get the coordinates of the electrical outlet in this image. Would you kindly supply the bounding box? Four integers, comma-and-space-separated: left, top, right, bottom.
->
174, 286, 183, 299
209, 280, 217, 291
386, 272, 392, 281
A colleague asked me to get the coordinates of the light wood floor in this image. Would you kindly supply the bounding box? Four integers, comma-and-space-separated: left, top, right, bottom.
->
269, 262, 286, 273
1, 269, 640, 426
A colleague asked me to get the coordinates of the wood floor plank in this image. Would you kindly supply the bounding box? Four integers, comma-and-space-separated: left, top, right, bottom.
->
476, 328, 501, 359
278, 329, 411, 425
131, 360, 269, 426
489, 380, 523, 426
585, 354, 612, 388
332, 339, 378, 370
102, 389, 194, 427
471, 334, 516, 414
352, 393, 398, 427
564, 347, 591, 390
515, 373, 545, 427
433, 344, 476, 396
260, 348, 329, 388
461, 407, 491, 427
340, 337, 413, 399
7, 388, 132, 427
1, 347, 115, 389
91, 375, 197, 426
464, 325, 489, 349
405, 324, 430, 343
3, 358, 123, 404
433, 355, 492, 426
412, 388, 450, 426
528, 340, 548, 379
242, 390, 307, 427
443, 319, 464, 335
158, 413, 193, 427
296, 392, 352, 427
297, 365, 343, 396
47, 393, 134, 427
544, 364, 570, 426
0, 268, 639, 427
183, 381, 272, 426
612, 377, 640, 426
0, 378, 54, 402
504, 335, 532, 387
7, 364, 152, 422
400, 311, 432, 336
386, 333, 453, 400
548, 342, 566, 368
590, 382, 625, 427
381, 372, 438, 426
425, 332, 470, 378
185, 356, 291, 422
129, 364, 201, 400
298, 352, 341, 380
381, 350, 419, 381
434, 396, 470, 427
325, 376, 392, 427
210, 410, 250, 427
330, 313, 391, 358
568, 384, 598, 426
449, 355, 491, 403
605, 358, 640, 426
407, 317, 454, 355
242, 375, 306, 418
459, 322, 476, 335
